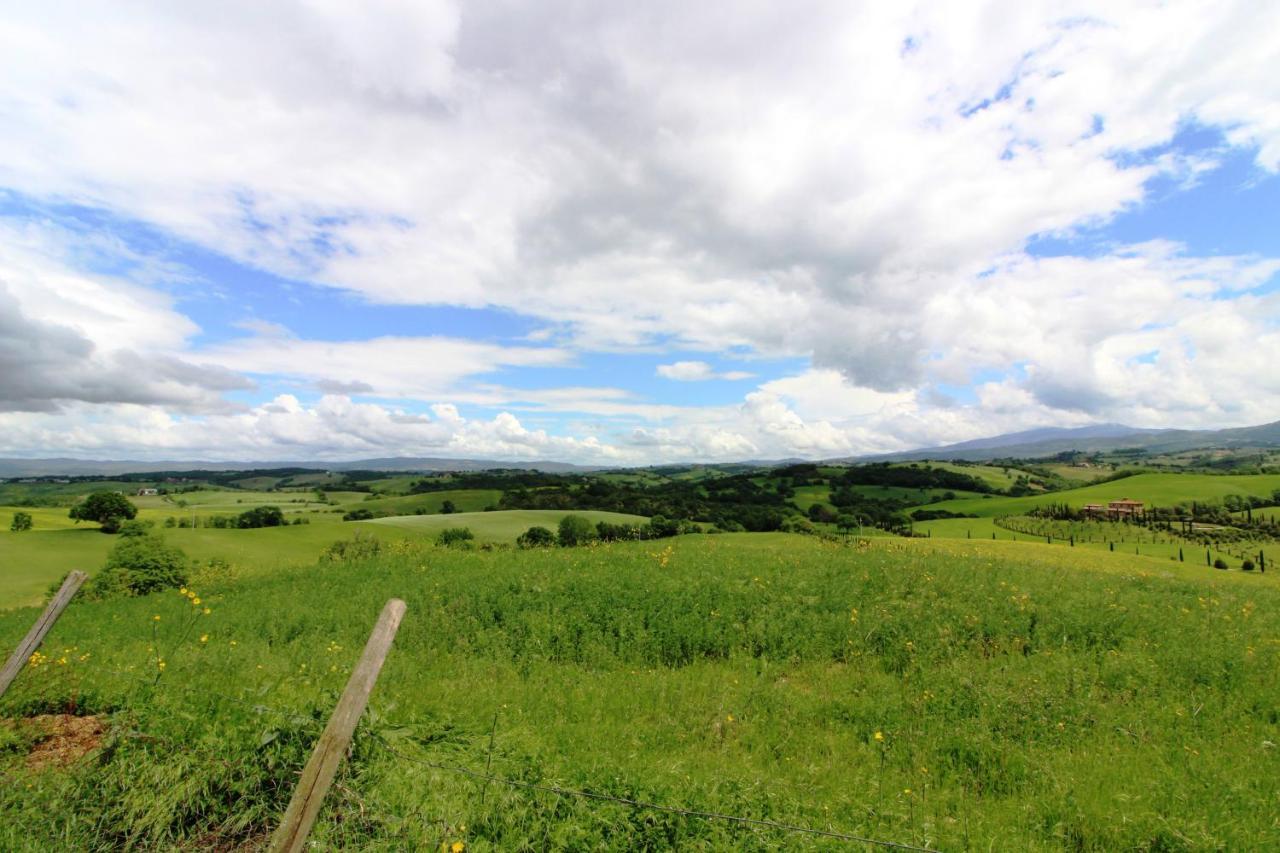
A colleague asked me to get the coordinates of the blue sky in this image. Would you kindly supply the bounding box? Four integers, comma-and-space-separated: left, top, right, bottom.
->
0, 2, 1277, 463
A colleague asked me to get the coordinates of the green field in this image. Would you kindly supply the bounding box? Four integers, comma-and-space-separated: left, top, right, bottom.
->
0, 507, 652, 610
366, 509, 649, 540
1, 534, 1277, 849
915, 472, 1280, 517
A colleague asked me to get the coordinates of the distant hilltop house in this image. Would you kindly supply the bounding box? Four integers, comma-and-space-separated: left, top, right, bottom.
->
1082, 498, 1144, 519
136, 487, 159, 496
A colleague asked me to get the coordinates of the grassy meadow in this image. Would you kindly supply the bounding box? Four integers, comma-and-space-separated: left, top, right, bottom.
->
0, 498, 646, 609
914, 472, 1280, 518
1, 534, 1278, 850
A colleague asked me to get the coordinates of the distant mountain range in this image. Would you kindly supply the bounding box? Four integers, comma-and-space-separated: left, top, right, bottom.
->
0, 456, 594, 479
863, 419, 1280, 462
3, 419, 1279, 478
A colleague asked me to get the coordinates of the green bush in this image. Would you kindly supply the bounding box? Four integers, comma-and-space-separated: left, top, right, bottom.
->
1214, 558, 1229, 570
436, 527, 475, 547
9, 511, 32, 532
237, 505, 285, 528
86, 531, 188, 598
1242, 559, 1255, 572
557, 514, 596, 547
320, 533, 383, 562
517, 526, 556, 548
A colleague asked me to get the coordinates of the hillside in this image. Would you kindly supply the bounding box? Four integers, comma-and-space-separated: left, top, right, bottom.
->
1, 535, 1275, 850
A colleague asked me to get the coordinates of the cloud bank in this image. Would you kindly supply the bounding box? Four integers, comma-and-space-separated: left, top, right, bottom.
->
0, 1, 1277, 461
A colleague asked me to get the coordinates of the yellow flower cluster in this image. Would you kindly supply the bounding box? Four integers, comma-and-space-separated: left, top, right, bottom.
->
178, 586, 212, 614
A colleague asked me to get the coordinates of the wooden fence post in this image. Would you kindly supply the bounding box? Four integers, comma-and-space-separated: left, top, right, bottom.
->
0, 571, 87, 699
270, 598, 407, 853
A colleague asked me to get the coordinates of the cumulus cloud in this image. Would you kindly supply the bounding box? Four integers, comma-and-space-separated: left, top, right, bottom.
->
0, 224, 252, 413
0, 2, 1278, 461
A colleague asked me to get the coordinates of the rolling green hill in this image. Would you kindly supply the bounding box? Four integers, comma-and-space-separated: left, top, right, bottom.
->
915, 473, 1280, 517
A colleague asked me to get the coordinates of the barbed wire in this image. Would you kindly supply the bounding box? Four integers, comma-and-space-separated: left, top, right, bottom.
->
372, 734, 938, 852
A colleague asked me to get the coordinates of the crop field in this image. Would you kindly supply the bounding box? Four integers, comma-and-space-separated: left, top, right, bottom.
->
1, 534, 1277, 850
365, 509, 649, 541
914, 473, 1280, 518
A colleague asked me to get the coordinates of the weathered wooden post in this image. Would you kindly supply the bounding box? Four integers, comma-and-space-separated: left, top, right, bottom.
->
0, 571, 87, 699
270, 598, 407, 853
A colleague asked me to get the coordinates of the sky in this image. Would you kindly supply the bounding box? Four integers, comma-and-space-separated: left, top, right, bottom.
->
0, 1, 1278, 465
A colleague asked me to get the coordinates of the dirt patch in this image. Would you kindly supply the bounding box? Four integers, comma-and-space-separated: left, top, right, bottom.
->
21, 714, 105, 770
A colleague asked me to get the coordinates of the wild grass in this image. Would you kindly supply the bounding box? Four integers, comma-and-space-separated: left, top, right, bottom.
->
1, 534, 1277, 850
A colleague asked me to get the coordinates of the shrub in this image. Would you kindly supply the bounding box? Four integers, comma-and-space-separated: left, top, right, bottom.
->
440, 500, 457, 514
9, 511, 32, 532
1214, 558, 1229, 570
517, 526, 556, 548
1242, 559, 1256, 572
320, 533, 383, 563
558, 515, 596, 547
436, 527, 475, 547
343, 508, 376, 521
87, 532, 188, 598
237, 505, 285, 528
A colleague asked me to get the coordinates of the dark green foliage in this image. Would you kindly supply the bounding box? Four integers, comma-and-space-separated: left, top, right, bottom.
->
320, 533, 383, 562
557, 514, 595, 546
9, 511, 32, 532
440, 500, 457, 514
236, 505, 285, 528
69, 491, 138, 533
910, 508, 978, 521
839, 463, 992, 493
1241, 559, 1255, 571
436, 527, 475, 547
1214, 558, 1229, 570
343, 508, 376, 521
516, 526, 556, 548
86, 531, 188, 598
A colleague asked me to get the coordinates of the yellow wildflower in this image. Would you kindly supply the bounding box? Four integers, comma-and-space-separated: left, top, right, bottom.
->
199, 634, 209, 644
874, 731, 884, 742
153, 614, 161, 621
450, 842, 466, 853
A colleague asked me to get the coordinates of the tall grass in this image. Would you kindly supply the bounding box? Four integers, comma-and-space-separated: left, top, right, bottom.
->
1, 534, 1277, 850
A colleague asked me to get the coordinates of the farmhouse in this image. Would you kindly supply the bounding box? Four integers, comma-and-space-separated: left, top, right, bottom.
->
1082, 503, 1106, 517
1107, 498, 1144, 518
136, 487, 159, 496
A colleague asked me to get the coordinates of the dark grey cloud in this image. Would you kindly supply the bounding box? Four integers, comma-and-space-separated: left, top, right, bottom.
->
0, 284, 253, 413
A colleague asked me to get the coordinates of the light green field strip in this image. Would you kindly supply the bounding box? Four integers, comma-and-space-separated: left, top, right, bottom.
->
364, 509, 650, 540
913, 472, 1280, 517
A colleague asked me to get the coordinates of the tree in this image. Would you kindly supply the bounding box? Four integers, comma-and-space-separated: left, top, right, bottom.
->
69, 491, 138, 533
836, 514, 857, 540
237, 505, 285, 528
9, 511, 32, 532
517, 526, 556, 548
440, 500, 457, 514
558, 514, 596, 547
87, 531, 188, 598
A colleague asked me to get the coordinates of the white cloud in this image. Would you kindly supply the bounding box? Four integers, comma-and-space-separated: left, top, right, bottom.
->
1, 2, 1279, 461
656, 361, 753, 382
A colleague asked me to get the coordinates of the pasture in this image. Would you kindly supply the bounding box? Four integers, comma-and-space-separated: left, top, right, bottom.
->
365, 509, 649, 540
1, 534, 1277, 850
913, 472, 1280, 518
